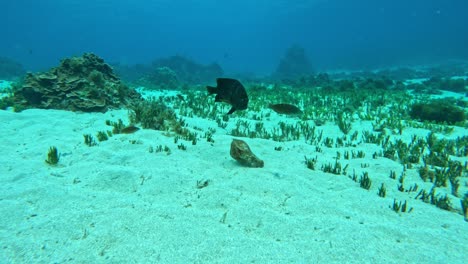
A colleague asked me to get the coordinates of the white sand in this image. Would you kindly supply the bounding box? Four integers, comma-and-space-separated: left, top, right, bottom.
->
0, 94, 467, 263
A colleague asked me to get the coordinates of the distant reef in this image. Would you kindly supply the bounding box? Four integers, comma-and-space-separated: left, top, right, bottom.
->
113, 55, 223, 89
0, 56, 26, 80
273, 45, 314, 81
150, 55, 223, 86
7, 53, 141, 112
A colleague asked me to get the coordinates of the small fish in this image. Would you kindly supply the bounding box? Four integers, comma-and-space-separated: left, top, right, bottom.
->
121, 125, 140, 134
176, 94, 186, 101
268, 103, 302, 115
207, 78, 248, 114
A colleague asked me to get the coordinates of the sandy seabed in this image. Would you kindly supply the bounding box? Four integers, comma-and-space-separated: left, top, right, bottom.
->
0, 89, 467, 263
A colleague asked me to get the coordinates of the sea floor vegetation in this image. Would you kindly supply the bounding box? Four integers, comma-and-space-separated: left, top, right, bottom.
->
129, 73, 467, 219
2, 67, 467, 220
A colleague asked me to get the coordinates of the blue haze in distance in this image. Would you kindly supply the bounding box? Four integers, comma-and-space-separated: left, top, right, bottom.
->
2, 0, 468, 75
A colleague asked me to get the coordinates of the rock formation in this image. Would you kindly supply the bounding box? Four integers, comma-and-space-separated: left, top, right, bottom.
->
230, 139, 264, 168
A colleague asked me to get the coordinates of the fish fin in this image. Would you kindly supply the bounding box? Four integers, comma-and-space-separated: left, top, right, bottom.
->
227, 107, 236, 115
207, 86, 217, 94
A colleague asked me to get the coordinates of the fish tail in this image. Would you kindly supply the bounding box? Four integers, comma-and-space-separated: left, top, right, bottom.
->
206, 86, 217, 94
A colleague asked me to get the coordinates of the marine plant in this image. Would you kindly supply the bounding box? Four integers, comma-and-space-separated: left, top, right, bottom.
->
96, 131, 109, 142
449, 176, 460, 197
409, 100, 466, 124
398, 172, 405, 186
337, 112, 352, 134
304, 155, 317, 170
106, 119, 126, 134
0, 94, 15, 110
321, 159, 342, 175
362, 130, 383, 144
406, 184, 419, 193
155, 145, 171, 154
397, 183, 405, 192
447, 160, 463, 196
391, 199, 411, 213
343, 151, 350, 160
423, 150, 450, 168
83, 134, 97, 146
431, 193, 452, 211
359, 172, 372, 190
433, 168, 448, 188
416, 188, 453, 211
418, 166, 435, 182
177, 143, 187, 150
353, 150, 365, 159
461, 193, 468, 221
129, 99, 178, 131
45, 146, 59, 165
415, 189, 431, 203
350, 171, 358, 182
378, 183, 386, 197
323, 137, 334, 148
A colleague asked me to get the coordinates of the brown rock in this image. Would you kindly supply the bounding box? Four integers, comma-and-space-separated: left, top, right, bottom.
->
230, 139, 264, 168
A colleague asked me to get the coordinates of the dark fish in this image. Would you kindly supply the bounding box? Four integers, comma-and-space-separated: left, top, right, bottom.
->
121, 125, 140, 134
268, 103, 302, 115
207, 78, 248, 114
176, 94, 185, 101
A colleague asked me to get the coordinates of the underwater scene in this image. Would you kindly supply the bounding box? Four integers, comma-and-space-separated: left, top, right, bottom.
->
1, 0, 468, 263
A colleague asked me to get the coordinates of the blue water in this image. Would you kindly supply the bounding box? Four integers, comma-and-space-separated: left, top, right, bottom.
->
2, 0, 468, 75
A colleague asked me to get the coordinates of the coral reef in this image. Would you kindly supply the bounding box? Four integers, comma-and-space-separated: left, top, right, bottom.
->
147, 67, 179, 89
273, 45, 313, 80
150, 55, 223, 85
0, 56, 26, 80
230, 139, 264, 168
111, 62, 151, 82
112, 55, 223, 87
8, 53, 141, 112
